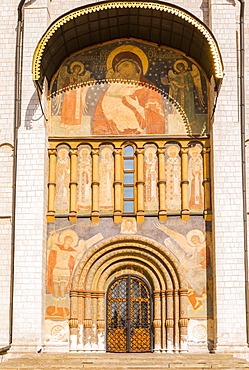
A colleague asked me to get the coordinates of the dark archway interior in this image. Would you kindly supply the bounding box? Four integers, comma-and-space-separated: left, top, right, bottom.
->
34, 1, 223, 89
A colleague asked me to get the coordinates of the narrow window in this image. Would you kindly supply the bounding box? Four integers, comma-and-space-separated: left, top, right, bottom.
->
123, 145, 135, 214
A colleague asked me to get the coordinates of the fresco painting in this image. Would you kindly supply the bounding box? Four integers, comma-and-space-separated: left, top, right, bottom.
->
165, 144, 181, 212
77, 146, 92, 213
50, 40, 208, 137
121, 217, 137, 234
188, 144, 204, 212
46, 226, 103, 319
99, 146, 114, 212
144, 145, 158, 212
46, 217, 212, 327
55, 147, 70, 213
155, 222, 212, 316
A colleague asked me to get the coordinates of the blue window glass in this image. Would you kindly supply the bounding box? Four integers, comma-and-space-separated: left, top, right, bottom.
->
124, 159, 134, 170
124, 172, 134, 185
124, 146, 134, 157
124, 187, 134, 199
124, 200, 134, 213
123, 145, 135, 213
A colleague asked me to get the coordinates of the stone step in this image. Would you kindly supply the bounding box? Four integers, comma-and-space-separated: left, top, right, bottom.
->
0, 353, 249, 370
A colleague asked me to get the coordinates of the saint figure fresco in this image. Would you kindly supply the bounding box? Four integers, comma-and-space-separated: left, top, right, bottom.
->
144, 145, 158, 211
77, 146, 92, 212
121, 217, 137, 234
92, 45, 165, 135
59, 62, 92, 135
55, 148, 70, 212
47, 230, 79, 317
155, 223, 211, 314
188, 145, 204, 212
46, 228, 103, 318
99, 146, 114, 212
165, 145, 181, 211
161, 60, 205, 134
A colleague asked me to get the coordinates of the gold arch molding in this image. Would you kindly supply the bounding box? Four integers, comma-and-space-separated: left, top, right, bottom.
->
32, 0, 223, 88
71, 235, 187, 291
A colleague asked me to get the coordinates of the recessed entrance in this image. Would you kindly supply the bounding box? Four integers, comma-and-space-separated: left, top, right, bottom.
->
106, 274, 152, 352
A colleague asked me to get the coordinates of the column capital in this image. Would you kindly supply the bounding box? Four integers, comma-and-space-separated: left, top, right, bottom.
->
202, 147, 211, 154
91, 148, 99, 156
180, 147, 189, 155
69, 149, 78, 156
114, 148, 122, 155
135, 148, 144, 155
157, 148, 166, 155
48, 149, 57, 156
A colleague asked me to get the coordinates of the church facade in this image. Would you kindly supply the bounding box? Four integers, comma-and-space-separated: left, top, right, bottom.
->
1, 0, 249, 359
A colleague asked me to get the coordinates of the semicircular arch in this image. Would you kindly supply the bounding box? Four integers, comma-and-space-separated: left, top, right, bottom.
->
32, 0, 223, 90
72, 235, 186, 292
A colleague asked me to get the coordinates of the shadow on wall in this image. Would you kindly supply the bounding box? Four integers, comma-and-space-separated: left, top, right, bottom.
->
25, 90, 41, 130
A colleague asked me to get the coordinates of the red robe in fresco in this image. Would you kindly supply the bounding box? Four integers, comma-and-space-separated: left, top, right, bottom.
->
92, 83, 165, 135
47, 243, 76, 296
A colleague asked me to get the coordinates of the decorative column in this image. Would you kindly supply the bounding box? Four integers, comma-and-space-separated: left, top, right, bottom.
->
203, 147, 212, 221
136, 148, 144, 222
165, 290, 174, 352
97, 292, 105, 351
161, 290, 167, 352
69, 149, 78, 222
153, 291, 162, 352
91, 149, 99, 222
174, 290, 180, 352
180, 147, 190, 220
179, 288, 189, 352
157, 148, 167, 221
77, 291, 84, 351
83, 291, 93, 351
47, 149, 57, 222
91, 293, 99, 350
113, 148, 122, 223
69, 290, 79, 351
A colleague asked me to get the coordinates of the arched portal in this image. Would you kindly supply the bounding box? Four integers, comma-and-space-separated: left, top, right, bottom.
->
70, 236, 188, 353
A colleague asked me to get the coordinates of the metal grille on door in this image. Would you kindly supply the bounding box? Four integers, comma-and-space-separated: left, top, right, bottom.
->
106, 275, 152, 352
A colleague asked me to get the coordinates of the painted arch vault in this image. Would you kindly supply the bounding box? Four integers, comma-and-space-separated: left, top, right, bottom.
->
45, 28, 213, 351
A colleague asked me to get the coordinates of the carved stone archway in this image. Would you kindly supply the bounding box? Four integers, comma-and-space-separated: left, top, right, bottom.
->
70, 235, 188, 353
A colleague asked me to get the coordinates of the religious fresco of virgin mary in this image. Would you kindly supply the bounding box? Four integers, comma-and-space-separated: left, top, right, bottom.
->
49, 40, 208, 137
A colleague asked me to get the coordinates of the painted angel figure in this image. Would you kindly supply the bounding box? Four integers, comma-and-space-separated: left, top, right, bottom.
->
154, 222, 211, 312
161, 60, 205, 133
53, 61, 93, 134
47, 228, 103, 318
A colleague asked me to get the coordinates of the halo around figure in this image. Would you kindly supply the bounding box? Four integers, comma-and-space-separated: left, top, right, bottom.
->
166, 144, 180, 156
59, 229, 79, 247
70, 61, 85, 74
106, 45, 149, 75
173, 59, 189, 73
186, 229, 205, 248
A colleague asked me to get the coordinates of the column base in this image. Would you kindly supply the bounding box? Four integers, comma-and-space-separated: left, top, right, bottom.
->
46, 212, 55, 222
158, 210, 167, 221
136, 211, 144, 223
181, 209, 190, 220
91, 211, 99, 222
204, 209, 212, 221
69, 212, 77, 222
114, 211, 122, 223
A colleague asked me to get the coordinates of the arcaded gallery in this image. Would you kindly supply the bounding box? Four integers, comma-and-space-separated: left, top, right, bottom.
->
1, 0, 249, 360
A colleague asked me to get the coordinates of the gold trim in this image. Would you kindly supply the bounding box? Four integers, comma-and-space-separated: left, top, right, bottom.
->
32, 1, 223, 81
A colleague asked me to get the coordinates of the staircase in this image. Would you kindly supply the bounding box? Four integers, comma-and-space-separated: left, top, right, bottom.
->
0, 353, 249, 370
